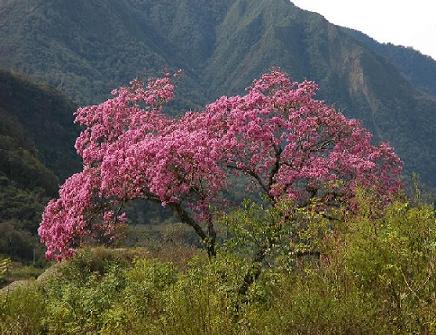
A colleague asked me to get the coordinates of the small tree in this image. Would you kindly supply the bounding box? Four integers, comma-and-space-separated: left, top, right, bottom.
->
38, 70, 402, 260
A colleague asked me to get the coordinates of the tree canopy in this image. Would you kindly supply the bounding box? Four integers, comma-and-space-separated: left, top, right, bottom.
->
39, 70, 402, 260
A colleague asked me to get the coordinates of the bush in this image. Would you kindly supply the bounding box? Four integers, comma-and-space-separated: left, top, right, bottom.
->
155, 254, 248, 335
242, 198, 436, 334
339, 200, 436, 333
99, 258, 178, 334
1, 197, 435, 334
41, 249, 178, 335
44, 264, 127, 334
0, 283, 46, 335
58, 246, 148, 282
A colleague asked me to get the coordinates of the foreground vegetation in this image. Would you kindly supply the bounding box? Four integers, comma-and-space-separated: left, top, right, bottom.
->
2, 195, 435, 334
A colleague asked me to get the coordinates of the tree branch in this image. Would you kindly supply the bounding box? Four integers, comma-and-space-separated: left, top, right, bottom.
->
226, 164, 272, 200
169, 203, 207, 241
169, 203, 216, 257
268, 144, 283, 192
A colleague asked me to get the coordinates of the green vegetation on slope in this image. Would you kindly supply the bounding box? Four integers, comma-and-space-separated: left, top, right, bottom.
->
1, 0, 436, 188
0, 70, 80, 181
345, 28, 436, 99
0, 71, 80, 265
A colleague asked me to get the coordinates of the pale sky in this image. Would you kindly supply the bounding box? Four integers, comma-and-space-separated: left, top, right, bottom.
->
291, 0, 436, 60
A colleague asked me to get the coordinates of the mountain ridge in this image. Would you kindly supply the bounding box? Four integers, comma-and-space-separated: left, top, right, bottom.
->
0, 0, 435, 186
344, 28, 436, 99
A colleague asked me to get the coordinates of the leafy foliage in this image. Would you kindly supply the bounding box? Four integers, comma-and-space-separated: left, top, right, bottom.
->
0, 283, 46, 335
2, 196, 436, 334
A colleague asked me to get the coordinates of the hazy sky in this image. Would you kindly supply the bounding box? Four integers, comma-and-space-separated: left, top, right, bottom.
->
291, 0, 436, 60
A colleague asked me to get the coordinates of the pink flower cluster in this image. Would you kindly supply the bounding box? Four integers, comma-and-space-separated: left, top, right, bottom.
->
39, 70, 402, 260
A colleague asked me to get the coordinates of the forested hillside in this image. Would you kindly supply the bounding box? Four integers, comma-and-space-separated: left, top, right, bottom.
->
1, 0, 435, 187
0, 71, 79, 262
345, 28, 436, 99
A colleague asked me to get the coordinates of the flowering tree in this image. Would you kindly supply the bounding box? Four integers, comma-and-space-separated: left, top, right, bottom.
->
39, 70, 402, 261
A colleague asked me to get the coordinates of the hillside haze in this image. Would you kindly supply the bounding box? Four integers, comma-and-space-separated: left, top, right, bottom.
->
0, 0, 436, 186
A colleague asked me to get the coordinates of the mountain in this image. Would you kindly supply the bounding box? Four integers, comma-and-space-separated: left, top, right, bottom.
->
0, 71, 80, 261
0, 71, 80, 181
0, 0, 224, 107
344, 28, 436, 99
0, 0, 436, 187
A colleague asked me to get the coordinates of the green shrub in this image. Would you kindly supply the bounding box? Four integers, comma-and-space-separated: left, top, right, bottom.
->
159, 254, 246, 335
58, 246, 148, 282
1, 197, 435, 334
100, 258, 177, 334
44, 263, 126, 335
0, 283, 46, 335
42, 249, 178, 335
340, 200, 436, 333
243, 198, 436, 334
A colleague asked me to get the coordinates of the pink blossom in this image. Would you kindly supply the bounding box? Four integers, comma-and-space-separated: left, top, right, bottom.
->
39, 70, 402, 260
